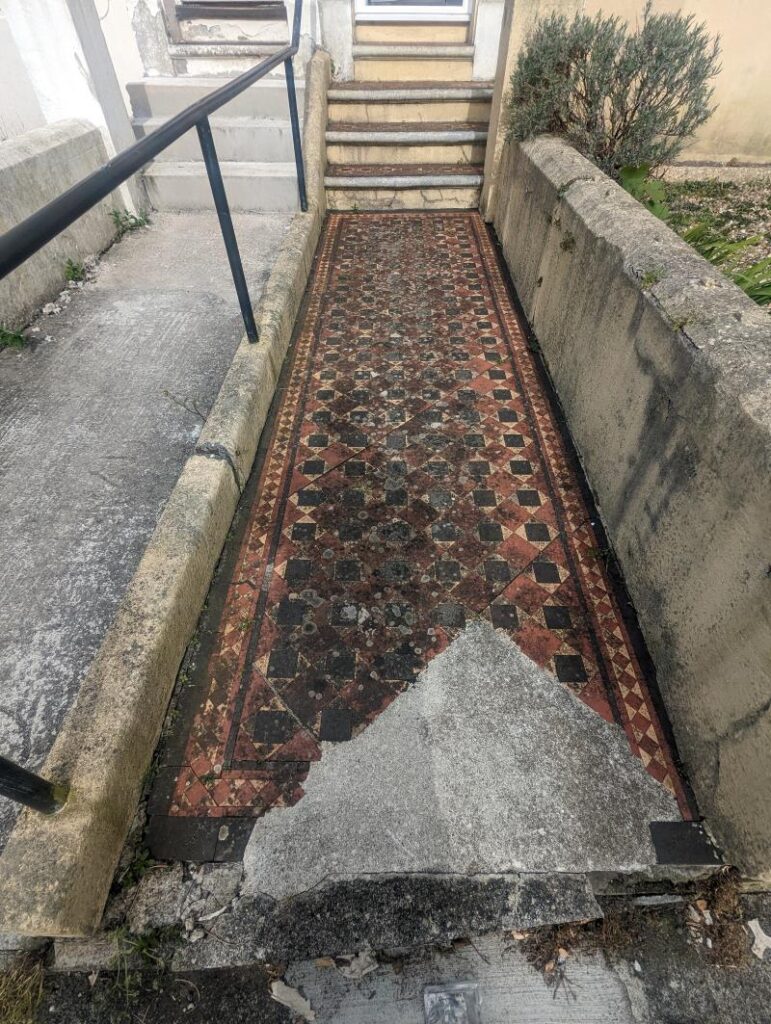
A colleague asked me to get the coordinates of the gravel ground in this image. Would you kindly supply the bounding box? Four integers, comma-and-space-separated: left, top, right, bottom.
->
666, 179, 771, 270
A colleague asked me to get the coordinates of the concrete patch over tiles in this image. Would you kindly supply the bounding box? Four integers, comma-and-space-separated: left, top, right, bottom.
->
243, 620, 678, 900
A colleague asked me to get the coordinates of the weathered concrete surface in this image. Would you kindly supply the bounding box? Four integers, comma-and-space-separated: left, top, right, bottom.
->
0, 51, 331, 939
492, 135, 771, 878
0, 120, 120, 330
36, 895, 771, 1022
243, 621, 678, 901
0, 212, 289, 849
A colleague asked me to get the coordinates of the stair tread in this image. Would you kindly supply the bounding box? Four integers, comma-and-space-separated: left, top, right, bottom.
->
327, 162, 484, 178
330, 80, 492, 91
353, 44, 474, 56
145, 160, 297, 174
328, 120, 488, 133
134, 114, 292, 127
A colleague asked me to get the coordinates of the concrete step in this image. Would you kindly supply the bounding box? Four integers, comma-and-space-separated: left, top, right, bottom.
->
133, 115, 295, 162
355, 22, 468, 44
127, 77, 303, 119
352, 44, 475, 83
167, 41, 289, 76
328, 81, 493, 124
326, 121, 488, 166
143, 160, 299, 211
325, 162, 482, 210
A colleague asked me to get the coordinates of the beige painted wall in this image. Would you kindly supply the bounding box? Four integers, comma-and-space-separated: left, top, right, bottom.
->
583, 0, 771, 163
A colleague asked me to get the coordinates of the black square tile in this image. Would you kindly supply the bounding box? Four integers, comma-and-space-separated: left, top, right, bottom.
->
473, 489, 497, 507
491, 604, 519, 630
319, 709, 353, 742
341, 489, 365, 508
251, 710, 294, 742
302, 459, 325, 476
544, 606, 572, 629
554, 654, 588, 683
504, 434, 525, 448
432, 603, 466, 628
291, 522, 316, 542
285, 558, 312, 584
484, 559, 512, 583
525, 522, 550, 542
517, 489, 541, 507
465, 434, 485, 449
380, 648, 421, 680
435, 560, 461, 582
488, 369, 506, 380
432, 522, 458, 541
493, 389, 513, 401
478, 521, 503, 542
509, 459, 533, 476
387, 432, 407, 450
339, 523, 363, 541
267, 647, 298, 678
213, 818, 255, 862
498, 409, 518, 423
326, 650, 355, 679
345, 460, 365, 477
276, 598, 307, 626
341, 430, 368, 448
386, 488, 408, 506
312, 411, 332, 426
297, 488, 325, 508
307, 433, 328, 448
649, 821, 722, 866
147, 815, 217, 862
469, 460, 490, 478
335, 559, 361, 581
316, 389, 335, 401
534, 561, 560, 584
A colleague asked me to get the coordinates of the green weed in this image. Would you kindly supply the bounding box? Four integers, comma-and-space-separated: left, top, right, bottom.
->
0, 327, 25, 350
64, 258, 86, 282
0, 956, 44, 1024
111, 209, 149, 237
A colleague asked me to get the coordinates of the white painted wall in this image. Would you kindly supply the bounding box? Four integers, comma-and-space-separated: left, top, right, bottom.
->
472, 0, 504, 81
0, 9, 45, 141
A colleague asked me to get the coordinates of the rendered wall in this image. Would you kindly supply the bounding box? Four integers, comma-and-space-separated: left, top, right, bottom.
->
583, 0, 771, 165
492, 135, 771, 878
0, 121, 119, 331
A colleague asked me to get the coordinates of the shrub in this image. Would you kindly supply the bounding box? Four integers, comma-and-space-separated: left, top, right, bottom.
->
507, 2, 721, 178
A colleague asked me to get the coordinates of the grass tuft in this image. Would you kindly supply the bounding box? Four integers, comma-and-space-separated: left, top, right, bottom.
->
0, 956, 44, 1024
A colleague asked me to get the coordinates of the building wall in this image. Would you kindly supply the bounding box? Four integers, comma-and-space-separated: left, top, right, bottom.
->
583, 0, 770, 164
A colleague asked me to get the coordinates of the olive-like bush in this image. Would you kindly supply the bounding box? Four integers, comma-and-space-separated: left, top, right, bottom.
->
507, 2, 721, 178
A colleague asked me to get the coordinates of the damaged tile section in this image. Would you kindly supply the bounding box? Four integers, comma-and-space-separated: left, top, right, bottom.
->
149, 212, 690, 858
242, 622, 680, 899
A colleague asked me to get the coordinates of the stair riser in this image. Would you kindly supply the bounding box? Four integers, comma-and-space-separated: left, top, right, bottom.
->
326, 141, 487, 166
328, 99, 491, 123
173, 56, 286, 76
355, 23, 468, 44
353, 58, 474, 82
178, 19, 287, 44
327, 186, 480, 211
128, 81, 303, 119
133, 121, 295, 162
144, 170, 299, 212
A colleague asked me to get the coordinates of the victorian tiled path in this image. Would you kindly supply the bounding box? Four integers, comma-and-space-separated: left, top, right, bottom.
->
148, 212, 694, 862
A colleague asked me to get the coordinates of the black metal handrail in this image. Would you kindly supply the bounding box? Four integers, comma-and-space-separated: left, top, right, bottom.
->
0, 0, 307, 815
0, 0, 307, 345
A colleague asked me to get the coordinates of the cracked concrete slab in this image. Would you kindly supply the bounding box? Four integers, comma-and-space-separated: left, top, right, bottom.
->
243, 621, 679, 901
0, 211, 289, 848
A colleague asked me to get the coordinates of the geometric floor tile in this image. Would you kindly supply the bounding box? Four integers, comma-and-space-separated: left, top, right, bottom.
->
149, 212, 694, 847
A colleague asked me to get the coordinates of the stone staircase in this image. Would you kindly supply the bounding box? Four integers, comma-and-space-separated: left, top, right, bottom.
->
325, 21, 492, 211
127, 77, 302, 212
126, 0, 303, 213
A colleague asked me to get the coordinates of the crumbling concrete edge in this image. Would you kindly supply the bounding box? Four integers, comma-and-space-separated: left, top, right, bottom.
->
0, 49, 331, 939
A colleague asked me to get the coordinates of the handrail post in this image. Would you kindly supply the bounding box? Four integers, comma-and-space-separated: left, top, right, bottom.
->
285, 57, 308, 214
196, 117, 259, 344
0, 756, 68, 815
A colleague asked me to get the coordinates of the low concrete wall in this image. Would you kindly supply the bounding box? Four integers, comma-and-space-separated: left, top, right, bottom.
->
492, 136, 771, 879
0, 51, 331, 937
0, 120, 119, 330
